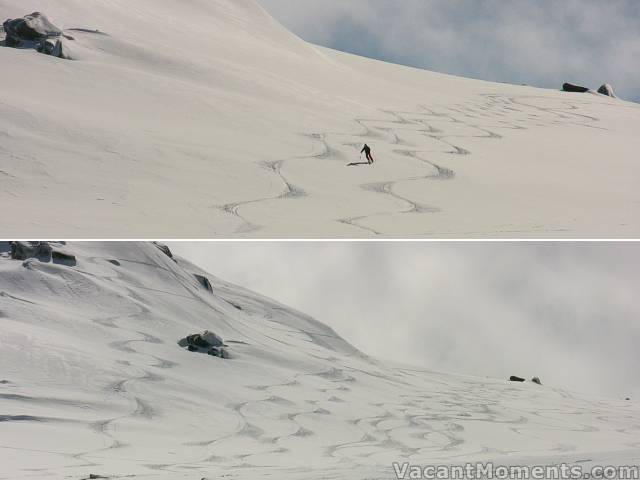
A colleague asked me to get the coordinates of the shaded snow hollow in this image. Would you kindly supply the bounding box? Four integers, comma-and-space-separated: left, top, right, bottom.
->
1, 242, 639, 479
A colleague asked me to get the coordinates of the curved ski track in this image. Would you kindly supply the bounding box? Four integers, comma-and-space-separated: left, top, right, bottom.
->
2, 253, 640, 479
216, 94, 610, 237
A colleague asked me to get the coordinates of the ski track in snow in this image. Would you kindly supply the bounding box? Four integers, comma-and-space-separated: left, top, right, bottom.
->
1, 0, 638, 239
219, 94, 607, 237
1, 251, 640, 477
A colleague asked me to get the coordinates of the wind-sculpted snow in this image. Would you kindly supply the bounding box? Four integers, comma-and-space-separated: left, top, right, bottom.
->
1, 242, 639, 479
0, 0, 638, 238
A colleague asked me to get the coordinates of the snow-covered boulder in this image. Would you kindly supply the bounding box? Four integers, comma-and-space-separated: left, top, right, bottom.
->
36, 37, 64, 56
9, 241, 77, 266
2, 12, 69, 58
10, 241, 52, 261
3, 12, 61, 46
51, 250, 77, 266
562, 83, 617, 99
178, 330, 228, 358
598, 84, 617, 98
531, 376, 543, 385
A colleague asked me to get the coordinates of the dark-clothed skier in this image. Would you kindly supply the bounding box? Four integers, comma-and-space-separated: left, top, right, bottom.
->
361, 144, 374, 164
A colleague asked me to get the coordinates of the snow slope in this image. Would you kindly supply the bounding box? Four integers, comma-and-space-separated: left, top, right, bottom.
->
1, 0, 639, 238
1, 242, 639, 479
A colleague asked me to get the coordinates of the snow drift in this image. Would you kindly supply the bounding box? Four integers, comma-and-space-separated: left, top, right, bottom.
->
0, 0, 639, 238
1, 242, 639, 479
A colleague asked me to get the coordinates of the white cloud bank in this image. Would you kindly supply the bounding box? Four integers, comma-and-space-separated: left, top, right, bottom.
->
259, 0, 640, 102
171, 242, 640, 399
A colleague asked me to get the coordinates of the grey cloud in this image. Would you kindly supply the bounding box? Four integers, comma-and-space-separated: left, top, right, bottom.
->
258, 0, 640, 102
170, 242, 640, 399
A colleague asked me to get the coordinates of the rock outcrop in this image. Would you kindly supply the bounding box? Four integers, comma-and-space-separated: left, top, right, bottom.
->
597, 84, 617, 98
194, 274, 213, 293
2, 12, 69, 59
563, 83, 590, 93
3, 12, 62, 45
153, 242, 174, 259
562, 82, 618, 99
178, 331, 229, 358
10, 241, 52, 261
9, 241, 76, 266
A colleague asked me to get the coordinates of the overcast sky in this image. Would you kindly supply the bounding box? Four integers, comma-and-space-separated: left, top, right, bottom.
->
258, 0, 640, 103
171, 242, 639, 399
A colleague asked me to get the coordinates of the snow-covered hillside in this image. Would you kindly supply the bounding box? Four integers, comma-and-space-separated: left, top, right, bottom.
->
1, 0, 639, 238
1, 242, 639, 479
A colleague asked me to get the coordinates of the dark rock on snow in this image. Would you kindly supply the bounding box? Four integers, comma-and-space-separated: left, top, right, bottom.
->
9, 241, 76, 266
2, 12, 68, 59
597, 84, 616, 98
194, 274, 213, 293
563, 82, 617, 98
52, 250, 77, 267
562, 83, 590, 93
178, 331, 229, 359
153, 242, 174, 259
36, 38, 64, 57
0, 242, 12, 255
10, 241, 53, 261
227, 300, 243, 310
3, 12, 61, 44
510, 376, 542, 385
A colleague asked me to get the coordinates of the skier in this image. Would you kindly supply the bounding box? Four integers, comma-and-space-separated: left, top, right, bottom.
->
361, 144, 374, 164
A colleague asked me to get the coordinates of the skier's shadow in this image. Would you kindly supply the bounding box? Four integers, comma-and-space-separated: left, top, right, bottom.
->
347, 161, 371, 167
